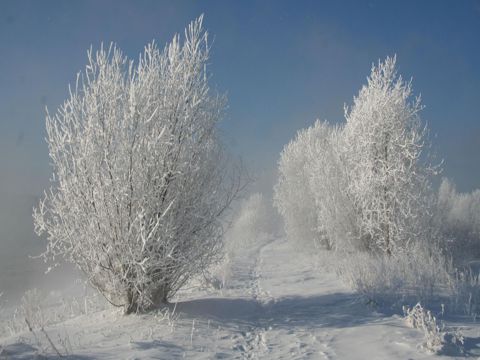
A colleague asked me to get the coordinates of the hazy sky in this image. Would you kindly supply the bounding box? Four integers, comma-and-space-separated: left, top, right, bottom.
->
1, 0, 479, 299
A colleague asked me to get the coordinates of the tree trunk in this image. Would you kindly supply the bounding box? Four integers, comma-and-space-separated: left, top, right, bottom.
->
124, 290, 137, 315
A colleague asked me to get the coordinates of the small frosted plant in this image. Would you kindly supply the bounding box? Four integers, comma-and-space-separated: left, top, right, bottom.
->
403, 303, 464, 354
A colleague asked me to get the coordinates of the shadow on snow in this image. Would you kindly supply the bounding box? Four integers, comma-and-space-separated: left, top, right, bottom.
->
0, 342, 93, 359
172, 294, 480, 357
171, 292, 376, 330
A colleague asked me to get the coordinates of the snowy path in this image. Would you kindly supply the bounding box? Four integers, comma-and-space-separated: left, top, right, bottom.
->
0, 237, 460, 359
210, 237, 442, 360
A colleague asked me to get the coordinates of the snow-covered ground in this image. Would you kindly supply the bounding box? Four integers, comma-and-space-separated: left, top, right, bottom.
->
2, 237, 480, 359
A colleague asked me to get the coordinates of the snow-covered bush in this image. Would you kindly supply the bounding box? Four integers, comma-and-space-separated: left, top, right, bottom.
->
404, 303, 444, 353
1, 287, 107, 337
33, 16, 242, 313
434, 179, 480, 315
4, 289, 46, 335
335, 243, 453, 308
438, 178, 480, 260
18, 289, 46, 331
450, 268, 480, 317
403, 303, 464, 355
334, 238, 480, 318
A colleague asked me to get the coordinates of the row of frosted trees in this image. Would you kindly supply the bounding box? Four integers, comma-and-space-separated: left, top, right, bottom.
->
274, 56, 440, 256
32, 16, 479, 315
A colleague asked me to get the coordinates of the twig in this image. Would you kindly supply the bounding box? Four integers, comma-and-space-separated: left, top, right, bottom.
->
25, 317, 63, 358
190, 319, 195, 346
40, 326, 64, 358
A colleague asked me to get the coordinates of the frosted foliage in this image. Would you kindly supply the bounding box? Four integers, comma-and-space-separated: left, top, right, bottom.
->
342, 56, 436, 254
336, 242, 452, 307
438, 178, 480, 258
403, 303, 464, 355
273, 122, 328, 249
275, 56, 437, 255
307, 121, 358, 251
33, 16, 241, 313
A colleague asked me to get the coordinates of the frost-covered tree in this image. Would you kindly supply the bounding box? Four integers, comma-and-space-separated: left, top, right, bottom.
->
307, 121, 358, 251
33, 16, 242, 313
343, 56, 436, 255
275, 120, 357, 252
276, 56, 438, 256
274, 122, 329, 249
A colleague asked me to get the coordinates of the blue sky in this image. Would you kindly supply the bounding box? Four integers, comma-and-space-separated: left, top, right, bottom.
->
0, 0, 479, 298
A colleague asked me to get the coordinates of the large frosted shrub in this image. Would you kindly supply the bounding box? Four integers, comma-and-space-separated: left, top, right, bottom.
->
33, 17, 242, 313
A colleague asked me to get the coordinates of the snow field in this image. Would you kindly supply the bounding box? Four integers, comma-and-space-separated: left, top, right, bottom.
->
3, 236, 480, 359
